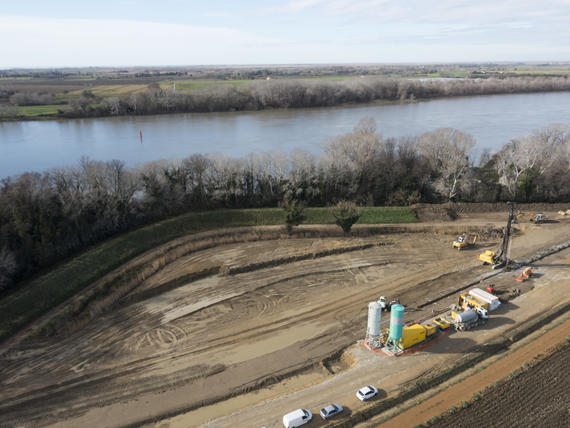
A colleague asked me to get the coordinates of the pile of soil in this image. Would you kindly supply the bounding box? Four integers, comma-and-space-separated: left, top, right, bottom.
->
411, 203, 458, 222
452, 202, 570, 214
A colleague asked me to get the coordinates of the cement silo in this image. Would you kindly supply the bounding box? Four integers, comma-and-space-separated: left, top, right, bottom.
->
387, 304, 405, 352
366, 301, 382, 339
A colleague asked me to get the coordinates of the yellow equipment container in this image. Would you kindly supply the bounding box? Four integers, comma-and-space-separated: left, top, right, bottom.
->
424, 323, 437, 336
459, 293, 489, 310
398, 324, 427, 349
433, 317, 450, 330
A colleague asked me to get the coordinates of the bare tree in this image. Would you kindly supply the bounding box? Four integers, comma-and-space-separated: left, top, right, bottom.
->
418, 128, 475, 200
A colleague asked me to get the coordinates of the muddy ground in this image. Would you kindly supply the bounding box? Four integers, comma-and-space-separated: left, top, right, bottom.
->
0, 210, 568, 428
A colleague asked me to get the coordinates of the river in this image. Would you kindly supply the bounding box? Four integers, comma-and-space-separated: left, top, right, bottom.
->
1, 92, 569, 179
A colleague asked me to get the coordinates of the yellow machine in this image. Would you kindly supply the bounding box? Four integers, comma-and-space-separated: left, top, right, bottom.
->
397, 323, 438, 350
478, 249, 497, 264
458, 292, 488, 311
478, 202, 515, 269
516, 211, 535, 221
452, 233, 478, 250
458, 292, 489, 319
529, 213, 547, 223
433, 317, 451, 330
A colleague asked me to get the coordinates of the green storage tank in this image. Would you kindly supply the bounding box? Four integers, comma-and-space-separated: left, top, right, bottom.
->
388, 304, 404, 348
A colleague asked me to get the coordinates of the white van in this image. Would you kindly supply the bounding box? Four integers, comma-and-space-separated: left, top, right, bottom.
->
282, 408, 312, 428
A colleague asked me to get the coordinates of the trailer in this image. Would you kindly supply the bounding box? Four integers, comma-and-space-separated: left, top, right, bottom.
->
458, 292, 489, 319
469, 288, 501, 311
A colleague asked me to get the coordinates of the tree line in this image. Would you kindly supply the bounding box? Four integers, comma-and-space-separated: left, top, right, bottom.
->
67, 77, 570, 117
2, 76, 569, 119
0, 121, 568, 293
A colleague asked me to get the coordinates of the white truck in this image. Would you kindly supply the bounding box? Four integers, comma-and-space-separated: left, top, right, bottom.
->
283, 409, 312, 428
469, 288, 501, 311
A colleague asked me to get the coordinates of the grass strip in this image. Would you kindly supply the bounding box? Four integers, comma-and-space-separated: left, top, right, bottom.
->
0, 206, 416, 342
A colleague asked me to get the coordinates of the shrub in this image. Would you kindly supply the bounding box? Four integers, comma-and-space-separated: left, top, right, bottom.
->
332, 200, 363, 234
281, 193, 306, 234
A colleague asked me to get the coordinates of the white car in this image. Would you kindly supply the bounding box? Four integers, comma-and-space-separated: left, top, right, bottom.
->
319, 403, 343, 419
356, 385, 379, 401
282, 408, 312, 428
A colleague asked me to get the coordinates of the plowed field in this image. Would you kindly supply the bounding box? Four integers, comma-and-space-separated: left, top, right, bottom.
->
433, 343, 570, 428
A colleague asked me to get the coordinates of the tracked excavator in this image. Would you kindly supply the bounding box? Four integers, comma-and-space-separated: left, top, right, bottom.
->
478, 202, 516, 269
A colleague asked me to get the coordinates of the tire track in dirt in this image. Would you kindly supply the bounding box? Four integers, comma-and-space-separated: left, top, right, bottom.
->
0, 240, 463, 421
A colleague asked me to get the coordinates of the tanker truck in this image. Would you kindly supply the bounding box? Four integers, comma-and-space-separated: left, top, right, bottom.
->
450, 309, 486, 331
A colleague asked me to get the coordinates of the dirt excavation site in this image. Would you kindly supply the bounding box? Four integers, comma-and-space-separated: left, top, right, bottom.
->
0, 209, 569, 428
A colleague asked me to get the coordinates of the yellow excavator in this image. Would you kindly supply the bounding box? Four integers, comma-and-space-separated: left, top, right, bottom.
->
452, 233, 478, 250
478, 202, 516, 269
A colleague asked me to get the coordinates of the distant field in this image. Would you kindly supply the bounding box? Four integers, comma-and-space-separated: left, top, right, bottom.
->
0, 206, 417, 341
68, 84, 148, 97
161, 79, 251, 91
17, 104, 69, 117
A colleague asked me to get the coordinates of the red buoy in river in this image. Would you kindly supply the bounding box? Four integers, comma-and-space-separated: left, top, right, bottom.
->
486, 284, 495, 294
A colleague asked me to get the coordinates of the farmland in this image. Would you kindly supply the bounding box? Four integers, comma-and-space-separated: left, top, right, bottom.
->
432, 343, 570, 428
1, 62, 570, 120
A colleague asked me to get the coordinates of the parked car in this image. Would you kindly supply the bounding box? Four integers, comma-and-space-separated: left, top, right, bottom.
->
282, 408, 312, 428
319, 403, 343, 419
356, 385, 379, 401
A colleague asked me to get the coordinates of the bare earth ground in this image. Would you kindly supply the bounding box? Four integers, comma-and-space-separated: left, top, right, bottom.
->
0, 212, 568, 428
431, 341, 570, 428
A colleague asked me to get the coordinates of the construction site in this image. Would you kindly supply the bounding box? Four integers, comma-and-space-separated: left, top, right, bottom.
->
0, 204, 569, 428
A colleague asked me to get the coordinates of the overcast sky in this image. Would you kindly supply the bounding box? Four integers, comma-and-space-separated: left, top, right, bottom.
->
1, 0, 570, 68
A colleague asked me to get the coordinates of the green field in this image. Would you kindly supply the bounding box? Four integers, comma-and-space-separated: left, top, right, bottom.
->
17, 105, 69, 117
0, 206, 416, 341
161, 79, 251, 91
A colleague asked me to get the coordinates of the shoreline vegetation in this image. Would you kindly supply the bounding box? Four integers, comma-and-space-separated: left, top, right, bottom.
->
1, 63, 569, 121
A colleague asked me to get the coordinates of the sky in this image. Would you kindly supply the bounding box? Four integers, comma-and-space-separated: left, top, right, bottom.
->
1, 0, 570, 68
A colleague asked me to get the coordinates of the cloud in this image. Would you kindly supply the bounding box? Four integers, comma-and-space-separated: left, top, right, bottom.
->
269, 0, 569, 25
269, 0, 328, 13
0, 15, 282, 67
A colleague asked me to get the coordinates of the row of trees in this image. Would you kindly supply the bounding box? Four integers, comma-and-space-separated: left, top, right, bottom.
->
67, 77, 570, 117
1, 121, 569, 293
2, 76, 568, 119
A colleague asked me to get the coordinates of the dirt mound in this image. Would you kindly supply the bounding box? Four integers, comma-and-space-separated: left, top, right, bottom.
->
452, 202, 570, 214
411, 204, 458, 222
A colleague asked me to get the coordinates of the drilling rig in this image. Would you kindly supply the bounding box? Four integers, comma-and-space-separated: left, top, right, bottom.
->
478, 202, 516, 269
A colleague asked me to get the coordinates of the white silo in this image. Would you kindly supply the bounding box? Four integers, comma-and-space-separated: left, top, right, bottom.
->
366, 301, 382, 339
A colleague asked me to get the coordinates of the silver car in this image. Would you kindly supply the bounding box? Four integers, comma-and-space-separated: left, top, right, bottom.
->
319, 403, 343, 419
